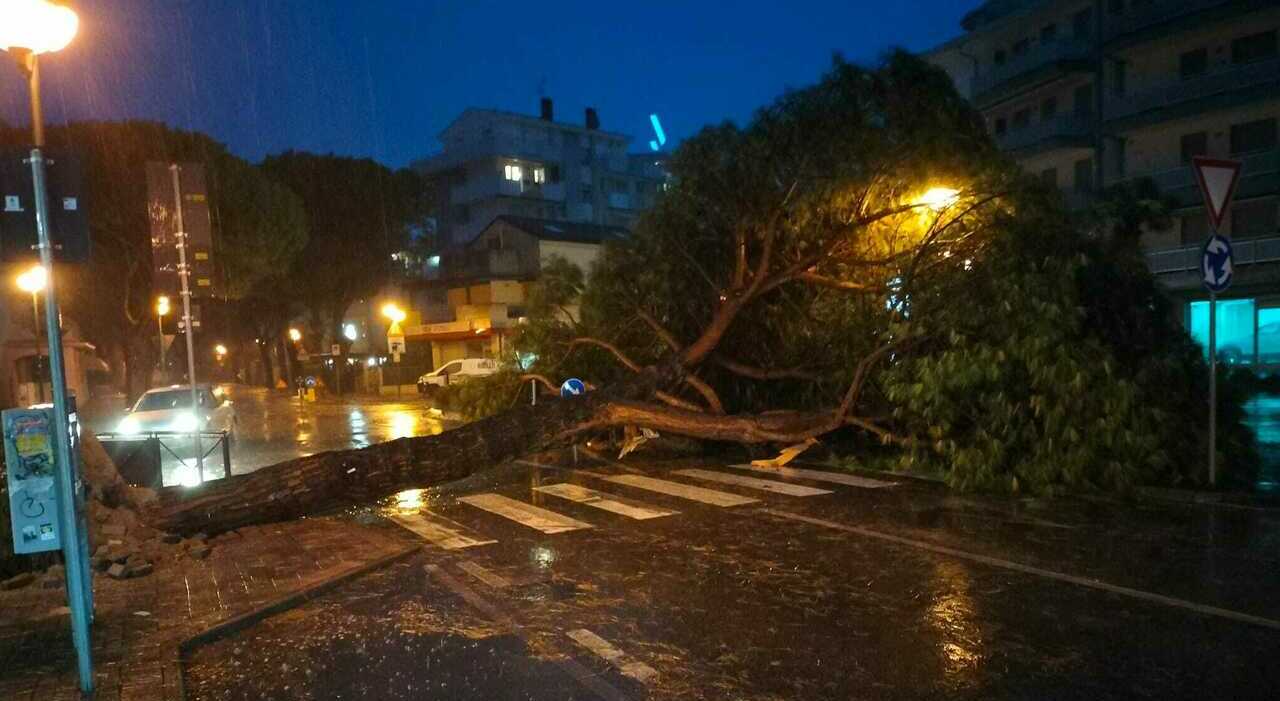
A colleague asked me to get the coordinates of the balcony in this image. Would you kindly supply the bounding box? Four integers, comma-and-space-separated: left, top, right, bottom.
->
1105, 57, 1280, 125
450, 178, 564, 205
441, 249, 539, 281
1103, 0, 1243, 45
971, 38, 1094, 107
1111, 149, 1280, 208
995, 114, 1093, 153
1146, 235, 1280, 274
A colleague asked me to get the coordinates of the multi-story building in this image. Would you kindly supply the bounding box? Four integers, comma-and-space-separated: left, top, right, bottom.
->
413, 99, 668, 248
929, 0, 1280, 365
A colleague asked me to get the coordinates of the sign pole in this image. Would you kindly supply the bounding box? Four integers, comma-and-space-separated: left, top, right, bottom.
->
1208, 290, 1217, 487
27, 52, 93, 692
170, 164, 204, 481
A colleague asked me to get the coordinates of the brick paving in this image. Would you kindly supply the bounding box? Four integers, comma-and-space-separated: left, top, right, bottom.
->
0, 517, 417, 700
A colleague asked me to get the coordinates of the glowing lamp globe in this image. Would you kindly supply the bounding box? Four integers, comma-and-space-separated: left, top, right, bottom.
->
0, 1, 79, 55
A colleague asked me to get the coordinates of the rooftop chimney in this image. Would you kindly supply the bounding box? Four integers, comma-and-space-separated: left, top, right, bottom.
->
585, 107, 599, 130
540, 97, 553, 121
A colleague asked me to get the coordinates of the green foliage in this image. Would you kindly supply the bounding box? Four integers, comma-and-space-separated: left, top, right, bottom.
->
435, 370, 526, 421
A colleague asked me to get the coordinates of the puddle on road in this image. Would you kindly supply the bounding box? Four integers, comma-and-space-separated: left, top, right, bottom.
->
183, 558, 604, 701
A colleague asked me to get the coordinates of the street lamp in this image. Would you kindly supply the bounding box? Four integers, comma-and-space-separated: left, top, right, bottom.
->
918, 187, 960, 212
155, 295, 170, 376
381, 303, 407, 324
1, 1, 92, 693
214, 343, 228, 358
16, 264, 47, 401
288, 327, 302, 343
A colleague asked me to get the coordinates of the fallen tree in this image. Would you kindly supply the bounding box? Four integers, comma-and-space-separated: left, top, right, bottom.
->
147, 53, 1014, 534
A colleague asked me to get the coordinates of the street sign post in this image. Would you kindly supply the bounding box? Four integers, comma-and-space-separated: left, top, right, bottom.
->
1193, 157, 1243, 488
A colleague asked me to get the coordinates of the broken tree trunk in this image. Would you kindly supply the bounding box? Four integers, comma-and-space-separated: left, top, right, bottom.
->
145, 379, 654, 535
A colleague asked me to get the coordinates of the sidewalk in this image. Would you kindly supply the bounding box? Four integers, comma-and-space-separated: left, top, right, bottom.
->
0, 516, 418, 700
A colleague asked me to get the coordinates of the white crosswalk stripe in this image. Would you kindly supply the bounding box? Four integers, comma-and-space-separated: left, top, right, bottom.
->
457, 560, 511, 589
387, 512, 496, 550
729, 463, 898, 488
534, 483, 677, 520
673, 468, 833, 496
585, 472, 758, 507
459, 493, 594, 534
567, 629, 659, 684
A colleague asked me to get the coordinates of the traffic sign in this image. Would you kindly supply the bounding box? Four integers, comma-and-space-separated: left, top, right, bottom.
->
560, 378, 586, 398
331, 343, 341, 356
1201, 233, 1234, 293
1192, 157, 1242, 230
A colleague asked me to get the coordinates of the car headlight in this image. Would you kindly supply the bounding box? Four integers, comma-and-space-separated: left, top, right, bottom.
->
117, 417, 141, 435
168, 412, 198, 433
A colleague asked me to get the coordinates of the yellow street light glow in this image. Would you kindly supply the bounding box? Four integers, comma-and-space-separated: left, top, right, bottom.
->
918, 187, 960, 212
156, 295, 170, 316
288, 328, 302, 342
15, 264, 47, 293
0, 0, 80, 55
381, 303, 407, 324
214, 343, 228, 357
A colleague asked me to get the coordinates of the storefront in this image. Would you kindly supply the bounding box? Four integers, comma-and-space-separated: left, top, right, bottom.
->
1187, 296, 1280, 367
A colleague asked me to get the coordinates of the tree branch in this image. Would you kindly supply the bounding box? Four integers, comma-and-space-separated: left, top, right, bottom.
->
713, 357, 822, 382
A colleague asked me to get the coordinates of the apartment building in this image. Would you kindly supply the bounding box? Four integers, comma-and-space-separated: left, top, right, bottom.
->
930, 0, 1280, 366
413, 99, 668, 248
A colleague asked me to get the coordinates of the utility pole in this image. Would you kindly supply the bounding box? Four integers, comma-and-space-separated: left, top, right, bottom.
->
169, 165, 205, 481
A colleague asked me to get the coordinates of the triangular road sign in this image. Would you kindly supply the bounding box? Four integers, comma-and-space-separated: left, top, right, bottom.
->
1192, 156, 1242, 231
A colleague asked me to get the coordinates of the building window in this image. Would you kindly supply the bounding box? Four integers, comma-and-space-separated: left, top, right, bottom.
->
1180, 48, 1208, 79
1040, 96, 1058, 121
1073, 157, 1094, 193
1232, 30, 1277, 65
504, 163, 523, 182
1012, 38, 1030, 56
1230, 118, 1277, 156
1111, 60, 1127, 97
993, 49, 1006, 66
1073, 83, 1094, 116
1040, 168, 1058, 187
1231, 198, 1278, 239
1180, 212, 1209, 245
1072, 8, 1093, 38
1189, 299, 1257, 365
1180, 132, 1208, 163
1012, 108, 1031, 129
993, 117, 1007, 136
533, 167, 546, 184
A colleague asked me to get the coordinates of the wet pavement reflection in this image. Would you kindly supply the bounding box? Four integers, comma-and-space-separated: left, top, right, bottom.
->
189, 456, 1280, 700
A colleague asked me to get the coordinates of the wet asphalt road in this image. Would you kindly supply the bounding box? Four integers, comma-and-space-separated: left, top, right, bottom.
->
185, 453, 1280, 700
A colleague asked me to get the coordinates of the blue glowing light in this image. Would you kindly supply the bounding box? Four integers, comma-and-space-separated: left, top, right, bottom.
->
649, 114, 667, 152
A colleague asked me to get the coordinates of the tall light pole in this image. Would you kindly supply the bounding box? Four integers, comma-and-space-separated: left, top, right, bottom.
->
16, 263, 48, 402
1, 1, 91, 692
285, 327, 300, 391
156, 295, 170, 378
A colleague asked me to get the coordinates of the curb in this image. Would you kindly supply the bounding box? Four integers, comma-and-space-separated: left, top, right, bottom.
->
176, 544, 421, 700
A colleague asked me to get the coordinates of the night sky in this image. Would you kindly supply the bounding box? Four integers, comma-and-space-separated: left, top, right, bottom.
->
0, 1, 973, 168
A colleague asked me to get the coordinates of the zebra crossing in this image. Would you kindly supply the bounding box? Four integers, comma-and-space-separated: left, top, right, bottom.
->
389, 463, 897, 549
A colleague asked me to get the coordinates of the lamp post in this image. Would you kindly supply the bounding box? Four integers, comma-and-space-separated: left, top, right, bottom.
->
381, 304, 407, 396
1, 1, 91, 692
16, 263, 47, 402
284, 327, 300, 392
156, 295, 170, 378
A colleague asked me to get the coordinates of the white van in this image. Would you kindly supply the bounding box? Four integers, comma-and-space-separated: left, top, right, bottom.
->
416, 358, 499, 393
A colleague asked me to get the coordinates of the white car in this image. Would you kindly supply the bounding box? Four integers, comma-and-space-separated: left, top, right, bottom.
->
417, 358, 499, 394
116, 385, 237, 440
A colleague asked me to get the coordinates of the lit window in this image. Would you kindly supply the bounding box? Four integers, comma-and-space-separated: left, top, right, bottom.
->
533, 167, 546, 184
504, 164, 523, 181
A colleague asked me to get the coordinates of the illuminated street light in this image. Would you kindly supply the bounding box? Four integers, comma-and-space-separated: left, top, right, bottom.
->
0, 0, 80, 56
288, 327, 302, 342
343, 323, 359, 341
16, 263, 47, 293
156, 295, 171, 316
381, 303, 407, 324
214, 343, 228, 358
918, 187, 960, 212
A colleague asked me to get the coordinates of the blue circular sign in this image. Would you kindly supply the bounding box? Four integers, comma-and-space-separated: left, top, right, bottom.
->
560, 378, 586, 398
1200, 233, 1234, 293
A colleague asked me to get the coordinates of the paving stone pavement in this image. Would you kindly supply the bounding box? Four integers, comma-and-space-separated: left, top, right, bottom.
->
0, 516, 418, 700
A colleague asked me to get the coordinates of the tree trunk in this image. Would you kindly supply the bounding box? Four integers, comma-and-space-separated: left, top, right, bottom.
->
145, 378, 654, 535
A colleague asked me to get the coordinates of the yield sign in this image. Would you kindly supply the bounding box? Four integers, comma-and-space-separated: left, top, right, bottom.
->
1192, 156, 1242, 230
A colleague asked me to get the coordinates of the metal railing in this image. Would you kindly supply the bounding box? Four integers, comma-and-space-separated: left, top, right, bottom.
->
995, 113, 1094, 151
95, 430, 231, 488
1106, 57, 1280, 122
971, 38, 1093, 100
1146, 235, 1280, 273
1108, 150, 1280, 205
1104, 0, 1235, 41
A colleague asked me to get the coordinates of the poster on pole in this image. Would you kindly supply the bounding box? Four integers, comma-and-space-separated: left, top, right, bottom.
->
0, 147, 90, 262
145, 162, 218, 298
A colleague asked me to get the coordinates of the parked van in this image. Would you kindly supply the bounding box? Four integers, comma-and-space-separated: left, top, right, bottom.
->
416, 358, 499, 394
